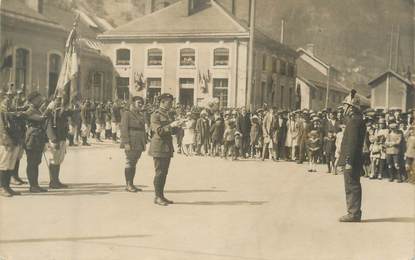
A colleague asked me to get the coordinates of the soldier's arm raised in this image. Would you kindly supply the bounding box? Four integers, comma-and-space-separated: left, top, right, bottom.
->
151, 112, 171, 137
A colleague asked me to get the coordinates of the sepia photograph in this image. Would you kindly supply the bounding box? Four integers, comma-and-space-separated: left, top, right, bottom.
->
0, 0, 414, 259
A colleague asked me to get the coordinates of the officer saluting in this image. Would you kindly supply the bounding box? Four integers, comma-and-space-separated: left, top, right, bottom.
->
149, 93, 182, 206
338, 90, 366, 222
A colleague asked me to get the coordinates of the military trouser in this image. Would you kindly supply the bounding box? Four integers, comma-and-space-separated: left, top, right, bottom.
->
343, 167, 362, 218
386, 154, 402, 181
125, 150, 142, 169
153, 157, 171, 198
26, 149, 43, 187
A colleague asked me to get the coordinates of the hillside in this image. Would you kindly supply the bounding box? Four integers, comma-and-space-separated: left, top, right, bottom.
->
49, 0, 413, 93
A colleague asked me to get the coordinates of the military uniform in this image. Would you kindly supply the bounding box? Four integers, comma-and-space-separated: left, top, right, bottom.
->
111, 102, 122, 142
80, 101, 92, 145
95, 103, 106, 142
23, 93, 48, 192
45, 100, 71, 188
149, 94, 177, 206
120, 100, 147, 192
385, 127, 403, 182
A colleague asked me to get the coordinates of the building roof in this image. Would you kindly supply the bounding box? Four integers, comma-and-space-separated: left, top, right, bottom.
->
368, 69, 414, 87
0, 0, 64, 30
100, 0, 249, 39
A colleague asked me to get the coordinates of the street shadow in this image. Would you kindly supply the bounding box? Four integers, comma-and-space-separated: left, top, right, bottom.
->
0, 234, 151, 244
174, 200, 267, 206
165, 189, 227, 194
361, 217, 415, 223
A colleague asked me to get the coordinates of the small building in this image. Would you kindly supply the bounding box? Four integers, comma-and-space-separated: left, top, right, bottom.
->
98, 0, 297, 108
368, 69, 415, 112
0, 0, 115, 102
296, 45, 369, 111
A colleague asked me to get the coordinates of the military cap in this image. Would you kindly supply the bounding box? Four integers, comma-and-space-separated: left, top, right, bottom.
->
27, 91, 42, 102
158, 93, 174, 102
132, 95, 144, 103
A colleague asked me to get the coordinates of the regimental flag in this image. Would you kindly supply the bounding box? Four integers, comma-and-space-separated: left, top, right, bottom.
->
134, 72, 146, 92
0, 39, 13, 70
54, 16, 80, 107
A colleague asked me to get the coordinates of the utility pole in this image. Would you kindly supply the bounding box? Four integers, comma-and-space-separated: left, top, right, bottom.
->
246, 0, 256, 110
325, 66, 330, 109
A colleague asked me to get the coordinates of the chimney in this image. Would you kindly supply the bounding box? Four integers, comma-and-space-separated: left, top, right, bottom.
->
145, 0, 154, 15
25, 0, 43, 14
306, 43, 315, 56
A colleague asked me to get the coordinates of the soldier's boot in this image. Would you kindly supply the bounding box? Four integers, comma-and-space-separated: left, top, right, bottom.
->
160, 174, 173, 204
153, 176, 168, 206
388, 166, 395, 182
28, 167, 48, 193
327, 163, 332, 173
82, 137, 90, 146
0, 171, 13, 197
130, 167, 142, 192
4, 171, 21, 196
112, 133, 118, 143
338, 214, 361, 222
49, 164, 68, 189
68, 134, 75, 146
11, 160, 26, 185
125, 168, 139, 192
96, 132, 103, 142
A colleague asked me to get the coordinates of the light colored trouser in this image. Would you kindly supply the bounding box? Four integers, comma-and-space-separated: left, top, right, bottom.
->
46, 141, 67, 165
111, 122, 120, 134
81, 124, 91, 138
0, 145, 23, 171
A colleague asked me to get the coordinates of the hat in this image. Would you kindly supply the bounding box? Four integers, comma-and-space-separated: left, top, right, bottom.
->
389, 123, 398, 129
27, 91, 42, 102
342, 89, 361, 110
132, 96, 144, 103
158, 93, 174, 102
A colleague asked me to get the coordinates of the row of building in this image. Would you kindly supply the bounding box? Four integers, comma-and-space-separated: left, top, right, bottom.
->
1, 0, 414, 111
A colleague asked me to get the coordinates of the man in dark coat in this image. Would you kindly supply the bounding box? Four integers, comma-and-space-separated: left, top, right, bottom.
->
149, 93, 182, 206
338, 90, 366, 222
236, 108, 251, 158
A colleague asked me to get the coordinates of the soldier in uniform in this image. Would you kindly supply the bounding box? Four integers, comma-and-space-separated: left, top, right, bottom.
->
120, 96, 147, 192
111, 99, 122, 143
23, 91, 48, 193
80, 99, 92, 146
338, 90, 366, 222
149, 93, 183, 206
45, 96, 71, 189
0, 85, 25, 197
95, 102, 106, 142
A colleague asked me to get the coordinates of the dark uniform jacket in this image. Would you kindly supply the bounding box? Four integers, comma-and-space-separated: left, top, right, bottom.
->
338, 114, 366, 167
149, 108, 176, 158
23, 104, 47, 151
111, 104, 122, 123
120, 108, 147, 152
81, 103, 92, 125
95, 104, 106, 125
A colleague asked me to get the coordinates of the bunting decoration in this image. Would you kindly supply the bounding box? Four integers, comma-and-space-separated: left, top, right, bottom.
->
134, 72, 146, 92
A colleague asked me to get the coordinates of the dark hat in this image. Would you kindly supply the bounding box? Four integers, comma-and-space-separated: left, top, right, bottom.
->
27, 91, 42, 102
158, 93, 174, 102
132, 96, 144, 103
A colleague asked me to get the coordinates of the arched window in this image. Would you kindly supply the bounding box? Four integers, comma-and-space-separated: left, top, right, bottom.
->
48, 53, 61, 96
180, 48, 195, 66
15, 48, 29, 92
116, 48, 131, 65
213, 48, 229, 66
147, 48, 162, 66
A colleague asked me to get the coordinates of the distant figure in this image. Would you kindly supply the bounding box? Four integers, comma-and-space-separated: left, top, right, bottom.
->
338, 90, 366, 222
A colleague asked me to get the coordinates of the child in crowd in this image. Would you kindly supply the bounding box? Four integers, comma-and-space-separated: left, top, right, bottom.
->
250, 115, 261, 158
369, 134, 384, 179
223, 120, 237, 160
307, 127, 321, 173
234, 131, 242, 161
323, 132, 336, 174
182, 112, 196, 156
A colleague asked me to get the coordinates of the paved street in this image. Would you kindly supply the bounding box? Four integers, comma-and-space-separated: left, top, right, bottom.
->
0, 144, 414, 260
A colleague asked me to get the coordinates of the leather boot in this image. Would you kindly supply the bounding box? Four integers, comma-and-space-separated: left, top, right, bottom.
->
11, 160, 26, 185
112, 133, 118, 143
0, 171, 13, 197
5, 171, 21, 196
28, 166, 47, 193
49, 165, 68, 189
130, 167, 142, 192
125, 168, 138, 192
82, 137, 90, 146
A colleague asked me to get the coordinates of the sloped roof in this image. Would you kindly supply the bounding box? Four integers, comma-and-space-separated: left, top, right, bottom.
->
100, 0, 248, 38
0, 0, 63, 29
368, 69, 413, 87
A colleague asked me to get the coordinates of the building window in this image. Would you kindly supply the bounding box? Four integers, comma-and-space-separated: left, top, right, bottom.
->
180, 48, 195, 66
116, 77, 129, 100
213, 48, 229, 66
213, 78, 228, 107
287, 63, 295, 77
262, 53, 267, 71
148, 48, 162, 66
279, 60, 287, 75
116, 48, 131, 66
92, 72, 104, 100
15, 48, 30, 93
272, 57, 277, 73
147, 77, 162, 104
48, 53, 61, 97
280, 86, 285, 108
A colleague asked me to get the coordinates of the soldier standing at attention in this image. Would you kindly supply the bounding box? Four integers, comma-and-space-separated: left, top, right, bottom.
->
149, 93, 182, 206
80, 99, 92, 146
45, 96, 71, 189
24, 91, 48, 193
111, 99, 122, 143
120, 96, 147, 192
338, 90, 366, 222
